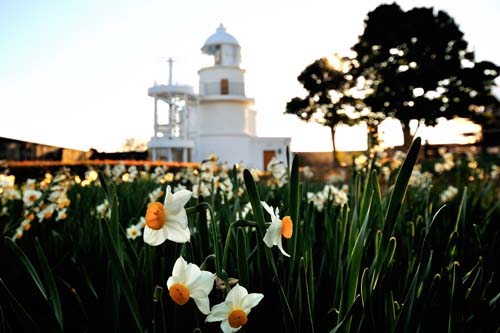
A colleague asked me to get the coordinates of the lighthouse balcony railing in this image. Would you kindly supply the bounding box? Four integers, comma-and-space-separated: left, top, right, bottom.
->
200, 82, 245, 96
156, 124, 185, 138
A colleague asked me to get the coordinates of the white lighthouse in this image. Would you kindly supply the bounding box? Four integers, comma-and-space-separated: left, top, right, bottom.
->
148, 25, 290, 169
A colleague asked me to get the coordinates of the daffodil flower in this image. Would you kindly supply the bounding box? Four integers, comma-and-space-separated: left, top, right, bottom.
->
143, 185, 192, 246
206, 284, 263, 333
167, 256, 215, 314
261, 201, 293, 257
126, 224, 142, 239
22, 189, 41, 207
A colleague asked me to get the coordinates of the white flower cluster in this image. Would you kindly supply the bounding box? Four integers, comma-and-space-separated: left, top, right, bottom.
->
354, 154, 368, 171
101, 163, 155, 183
440, 185, 459, 203
96, 199, 111, 219
190, 157, 235, 202
110, 162, 127, 181
307, 184, 349, 211
148, 166, 174, 183
124, 165, 139, 182
326, 171, 346, 184
75, 169, 100, 187
174, 166, 198, 184
12, 172, 71, 240
236, 202, 253, 220
267, 157, 288, 188
391, 150, 407, 169
408, 169, 433, 189
466, 152, 478, 170
434, 152, 455, 174
0, 174, 21, 204
148, 186, 164, 203
490, 165, 498, 179
381, 166, 392, 182
302, 166, 314, 179
371, 145, 388, 167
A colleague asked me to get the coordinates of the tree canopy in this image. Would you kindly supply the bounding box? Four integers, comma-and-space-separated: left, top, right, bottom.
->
285, 56, 365, 165
286, 2, 500, 151
352, 3, 500, 138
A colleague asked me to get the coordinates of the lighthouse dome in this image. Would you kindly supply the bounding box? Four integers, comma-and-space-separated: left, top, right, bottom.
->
201, 24, 239, 54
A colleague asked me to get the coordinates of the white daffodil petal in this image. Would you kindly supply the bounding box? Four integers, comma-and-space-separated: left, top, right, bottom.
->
192, 295, 211, 315
166, 276, 175, 289
263, 221, 281, 248
277, 237, 290, 257
206, 301, 233, 322
188, 271, 215, 297
165, 220, 190, 243
263, 227, 276, 248
172, 257, 188, 283
143, 226, 168, 246
167, 210, 189, 229
241, 293, 264, 314
184, 262, 201, 286
227, 284, 248, 308
221, 319, 239, 333
165, 189, 192, 213
165, 185, 172, 197
261, 201, 274, 217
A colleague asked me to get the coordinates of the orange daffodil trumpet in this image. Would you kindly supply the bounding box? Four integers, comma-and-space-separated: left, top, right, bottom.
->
261, 201, 293, 257
167, 256, 215, 314
206, 284, 263, 333
143, 185, 192, 246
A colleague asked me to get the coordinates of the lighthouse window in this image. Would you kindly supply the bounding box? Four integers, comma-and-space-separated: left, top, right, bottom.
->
221, 79, 229, 95
214, 45, 221, 65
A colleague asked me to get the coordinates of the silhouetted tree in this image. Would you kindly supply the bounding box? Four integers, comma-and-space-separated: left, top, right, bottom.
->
285, 57, 365, 166
352, 3, 500, 146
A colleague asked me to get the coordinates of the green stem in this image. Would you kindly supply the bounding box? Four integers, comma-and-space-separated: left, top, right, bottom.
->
206, 204, 221, 279
222, 220, 258, 271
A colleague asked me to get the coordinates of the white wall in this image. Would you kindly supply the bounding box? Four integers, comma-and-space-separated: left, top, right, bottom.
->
198, 67, 245, 82
191, 128, 290, 169
247, 109, 257, 136
193, 135, 254, 166
198, 101, 255, 136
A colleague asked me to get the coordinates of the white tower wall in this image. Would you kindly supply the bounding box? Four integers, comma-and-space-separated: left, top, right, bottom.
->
198, 67, 245, 84
198, 69, 246, 97
197, 101, 256, 136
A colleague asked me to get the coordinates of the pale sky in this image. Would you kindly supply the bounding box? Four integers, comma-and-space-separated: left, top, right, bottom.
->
1, 0, 499, 153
